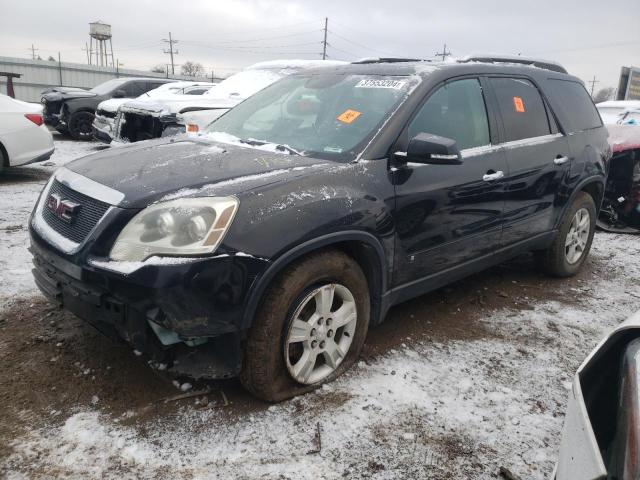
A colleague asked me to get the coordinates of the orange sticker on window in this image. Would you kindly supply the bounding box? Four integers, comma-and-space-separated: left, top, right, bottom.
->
337, 109, 362, 124
513, 96, 525, 113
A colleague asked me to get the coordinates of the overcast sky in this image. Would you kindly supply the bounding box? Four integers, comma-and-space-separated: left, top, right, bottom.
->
1, 0, 638, 91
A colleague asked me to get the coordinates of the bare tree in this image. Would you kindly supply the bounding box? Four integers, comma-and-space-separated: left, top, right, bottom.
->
47, 55, 56, 62
151, 64, 166, 74
181, 61, 205, 77
593, 87, 615, 103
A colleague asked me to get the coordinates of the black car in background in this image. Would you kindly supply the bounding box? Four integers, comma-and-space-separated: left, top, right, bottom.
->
41, 77, 174, 140
30, 57, 609, 401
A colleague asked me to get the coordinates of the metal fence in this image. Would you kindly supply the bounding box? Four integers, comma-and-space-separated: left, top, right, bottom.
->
0, 56, 214, 102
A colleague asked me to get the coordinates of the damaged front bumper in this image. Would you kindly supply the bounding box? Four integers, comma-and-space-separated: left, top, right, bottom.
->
29, 231, 271, 380
92, 114, 115, 144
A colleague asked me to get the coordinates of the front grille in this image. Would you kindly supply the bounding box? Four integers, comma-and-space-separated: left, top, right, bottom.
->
42, 179, 111, 244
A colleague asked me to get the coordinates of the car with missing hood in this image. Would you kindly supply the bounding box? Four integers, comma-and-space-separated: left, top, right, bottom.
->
41, 77, 175, 140
598, 124, 640, 233
113, 60, 346, 143
554, 309, 640, 479
30, 57, 609, 401
92, 81, 216, 144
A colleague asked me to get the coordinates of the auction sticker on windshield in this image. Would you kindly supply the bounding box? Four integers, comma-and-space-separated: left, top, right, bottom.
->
337, 109, 362, 124
355, 79, 407, 89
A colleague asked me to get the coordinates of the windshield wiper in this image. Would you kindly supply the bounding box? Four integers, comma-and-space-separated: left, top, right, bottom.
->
240, 139, 302, 156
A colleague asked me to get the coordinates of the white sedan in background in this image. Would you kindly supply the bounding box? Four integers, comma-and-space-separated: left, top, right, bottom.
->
0, 93, 54, 171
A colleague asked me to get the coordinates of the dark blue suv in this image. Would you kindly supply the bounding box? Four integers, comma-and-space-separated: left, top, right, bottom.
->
30, 57, 609, 400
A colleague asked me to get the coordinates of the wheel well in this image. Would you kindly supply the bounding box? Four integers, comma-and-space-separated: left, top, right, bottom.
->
244, 237, 387, 329
0, 141, 9, 168
581, 181, 604, 211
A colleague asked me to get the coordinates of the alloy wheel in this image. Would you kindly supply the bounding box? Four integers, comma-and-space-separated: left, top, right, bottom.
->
284, 283, 357, 385
565, 207, 590, 264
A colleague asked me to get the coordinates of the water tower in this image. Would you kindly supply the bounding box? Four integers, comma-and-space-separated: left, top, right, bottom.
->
89, 21, 114, 67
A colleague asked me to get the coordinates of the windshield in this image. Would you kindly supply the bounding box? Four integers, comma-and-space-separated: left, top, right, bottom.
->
90, 78, 129, 95
205, 74, 419, 161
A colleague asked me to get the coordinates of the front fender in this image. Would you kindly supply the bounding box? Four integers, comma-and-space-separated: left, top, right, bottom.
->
240, 230, 389, 330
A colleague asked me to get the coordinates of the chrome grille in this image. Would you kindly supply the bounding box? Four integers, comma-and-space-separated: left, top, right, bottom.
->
41, 179, 110, 244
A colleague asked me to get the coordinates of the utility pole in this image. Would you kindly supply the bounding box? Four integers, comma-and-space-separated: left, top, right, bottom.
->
588, 75, 599, 97
322, 17, 328, 60
82, 42, 91, 64
29, 44, 38, 60
210, 69, 215, 83
435, 43, 451, 61
162, 32, 179, 75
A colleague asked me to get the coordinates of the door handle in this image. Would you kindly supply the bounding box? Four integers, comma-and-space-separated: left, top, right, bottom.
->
483, 170, 504, 182
554, 155, 570, 165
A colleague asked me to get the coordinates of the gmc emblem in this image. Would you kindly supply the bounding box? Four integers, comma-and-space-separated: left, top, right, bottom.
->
46, 194, 81, 224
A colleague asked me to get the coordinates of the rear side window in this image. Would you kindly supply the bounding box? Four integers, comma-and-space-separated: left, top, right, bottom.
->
547, 79, 602, 132
489, 77, 551, 142
409, 78, 490, 151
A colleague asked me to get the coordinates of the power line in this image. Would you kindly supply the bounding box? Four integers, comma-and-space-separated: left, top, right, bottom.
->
532, 40, 640, 55
327, 28, 402, 57
162, 32, 178, 75
208, 29, 324, 46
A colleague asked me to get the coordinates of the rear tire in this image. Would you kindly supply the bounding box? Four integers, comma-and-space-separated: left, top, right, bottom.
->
68, 111, 94, 141
0, 143, 7, 172
537, 192, 596, 277
240, 250, 370, 402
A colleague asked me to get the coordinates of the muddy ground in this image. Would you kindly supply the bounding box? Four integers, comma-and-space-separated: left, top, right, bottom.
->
1, 138, 639, 479
0, 249, 619, 475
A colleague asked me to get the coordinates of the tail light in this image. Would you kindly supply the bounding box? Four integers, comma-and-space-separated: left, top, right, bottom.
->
186, 123, 199, 134
25, 114, 44, 126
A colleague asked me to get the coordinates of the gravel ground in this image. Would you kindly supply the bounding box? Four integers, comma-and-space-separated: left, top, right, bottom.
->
1, 136, 639, 479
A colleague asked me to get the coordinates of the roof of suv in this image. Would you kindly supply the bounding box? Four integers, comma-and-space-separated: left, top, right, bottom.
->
301, 58, 573, 80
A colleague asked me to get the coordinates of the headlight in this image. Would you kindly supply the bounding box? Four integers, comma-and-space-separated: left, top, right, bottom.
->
109, 197, 238, 262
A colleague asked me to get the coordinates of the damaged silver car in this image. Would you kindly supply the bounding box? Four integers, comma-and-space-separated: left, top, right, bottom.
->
555, 310, 640, 479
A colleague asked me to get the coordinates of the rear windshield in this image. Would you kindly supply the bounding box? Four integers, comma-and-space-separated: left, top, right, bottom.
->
547, 79, 602, 132
205, 74, 420, 161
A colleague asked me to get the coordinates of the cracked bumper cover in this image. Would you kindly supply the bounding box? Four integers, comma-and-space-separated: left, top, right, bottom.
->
29, 229, 271, 379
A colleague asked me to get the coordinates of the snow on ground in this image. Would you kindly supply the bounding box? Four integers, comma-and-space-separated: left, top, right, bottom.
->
4, 233, 639, 479
0, 134, 100, 301
2, 137, 640, 478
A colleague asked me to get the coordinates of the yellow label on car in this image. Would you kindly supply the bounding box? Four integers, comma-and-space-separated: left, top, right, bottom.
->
337, 109, 362, 124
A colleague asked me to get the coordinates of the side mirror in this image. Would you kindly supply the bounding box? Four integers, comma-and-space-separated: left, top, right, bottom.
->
397, 133, 462, 165
112, 89, 127, 98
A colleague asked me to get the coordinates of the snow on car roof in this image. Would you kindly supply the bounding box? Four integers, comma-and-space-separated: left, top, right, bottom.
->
607, 124, 640, 153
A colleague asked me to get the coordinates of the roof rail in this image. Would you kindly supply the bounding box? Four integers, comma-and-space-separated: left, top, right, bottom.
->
458, 54, 568, 74
351, 57, 430, 64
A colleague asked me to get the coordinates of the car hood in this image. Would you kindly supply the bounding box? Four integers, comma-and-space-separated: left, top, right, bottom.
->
42, 87, 97, 102
97, 98, 129, 113
65, 136, 330, 208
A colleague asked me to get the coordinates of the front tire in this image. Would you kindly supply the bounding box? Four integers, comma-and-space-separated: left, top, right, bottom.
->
68, 111, 95, 141
537, 192, 596, 277
240, 250, 370, 402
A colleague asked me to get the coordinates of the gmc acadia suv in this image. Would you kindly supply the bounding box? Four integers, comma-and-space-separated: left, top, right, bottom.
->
30, 57, 609, 401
